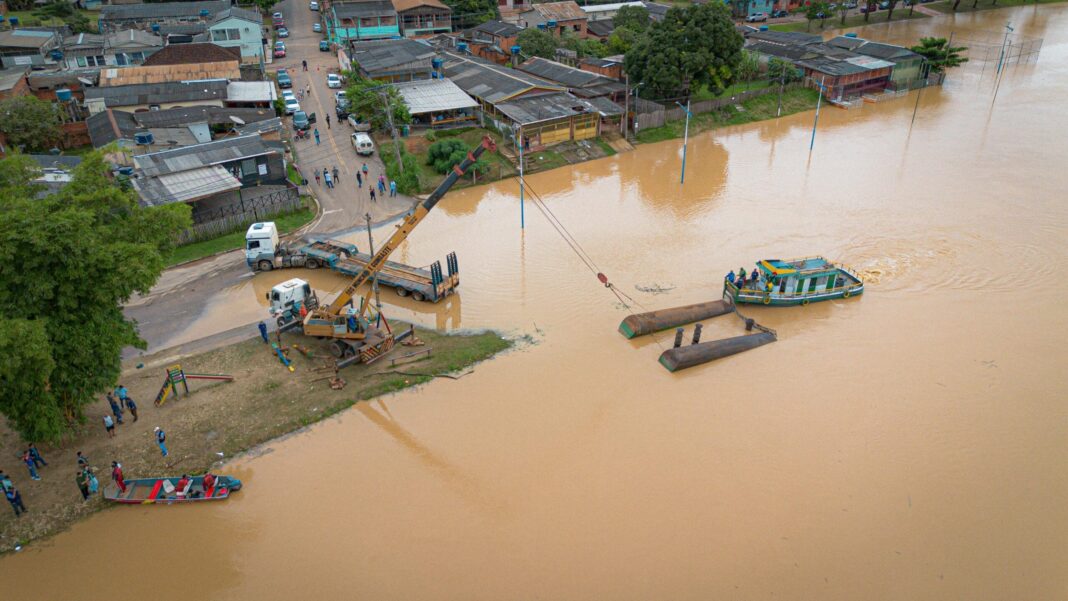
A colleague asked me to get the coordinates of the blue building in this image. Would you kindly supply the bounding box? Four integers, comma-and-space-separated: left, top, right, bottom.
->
327, 0, 400, 44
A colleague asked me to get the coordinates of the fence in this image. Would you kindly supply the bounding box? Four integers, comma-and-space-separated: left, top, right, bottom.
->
634, 83, 799, 131
178, 185, 302, 244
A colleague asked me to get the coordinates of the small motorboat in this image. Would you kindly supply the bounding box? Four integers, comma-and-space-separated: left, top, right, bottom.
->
103, 475, 243, 504
723, 256, 864, 306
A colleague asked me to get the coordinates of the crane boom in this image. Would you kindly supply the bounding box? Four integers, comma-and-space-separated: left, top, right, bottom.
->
322, 136, 496, 318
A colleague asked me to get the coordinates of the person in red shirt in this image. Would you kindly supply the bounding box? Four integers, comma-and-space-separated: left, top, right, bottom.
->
175, 474, 190, 498
202, 472, 216, 493
111, 462, 126, 494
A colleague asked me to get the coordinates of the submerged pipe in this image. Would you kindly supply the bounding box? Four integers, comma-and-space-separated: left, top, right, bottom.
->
618, 300, 734, 339
658, 332, 776, 372
673, 328, 684, 348
691, 323, 702, 345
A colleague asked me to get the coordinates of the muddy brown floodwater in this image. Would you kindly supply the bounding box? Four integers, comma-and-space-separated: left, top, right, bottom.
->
5, 7, 1068, 599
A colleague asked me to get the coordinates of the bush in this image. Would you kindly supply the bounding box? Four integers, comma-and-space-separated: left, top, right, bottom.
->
424, 130, 437, 142
426, 139, 467, 174
382, 143, 420, 195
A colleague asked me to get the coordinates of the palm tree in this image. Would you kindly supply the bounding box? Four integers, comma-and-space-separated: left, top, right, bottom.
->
910, 37, 969, 73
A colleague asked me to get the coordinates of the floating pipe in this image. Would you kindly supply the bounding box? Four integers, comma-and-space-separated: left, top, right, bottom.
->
618, 300, 734, 339
658, 332, 776, 372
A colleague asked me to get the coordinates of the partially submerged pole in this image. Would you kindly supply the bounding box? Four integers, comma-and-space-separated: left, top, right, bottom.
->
673, 328, 684, 349
618, 300, 734, 339
658, 332, 776, 372
691, 323, 702, 345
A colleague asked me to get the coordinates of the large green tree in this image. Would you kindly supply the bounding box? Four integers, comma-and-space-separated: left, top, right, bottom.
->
613, 5, 650, 32
516, 28, 559, 60
624, 3, 743, 100
910, 37, 968, 73
442, 0, 498, 29
0, 151, 190, 442
343, 74, 412, 131
0, 95, 63, 152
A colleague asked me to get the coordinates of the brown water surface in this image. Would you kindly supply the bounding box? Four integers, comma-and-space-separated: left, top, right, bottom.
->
4, 7, 1068, 600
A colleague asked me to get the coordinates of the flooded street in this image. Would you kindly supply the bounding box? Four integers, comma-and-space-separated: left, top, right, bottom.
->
5, 6, 1068, 599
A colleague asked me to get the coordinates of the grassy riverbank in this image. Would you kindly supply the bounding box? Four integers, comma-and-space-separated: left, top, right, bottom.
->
635, 87, 821, 145
927, 0, 1065, 12
770, 9, 928, 32
0, 326, 511, 551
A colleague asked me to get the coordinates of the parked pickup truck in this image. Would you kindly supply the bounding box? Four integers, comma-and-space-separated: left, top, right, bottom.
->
245, 222, 460, 304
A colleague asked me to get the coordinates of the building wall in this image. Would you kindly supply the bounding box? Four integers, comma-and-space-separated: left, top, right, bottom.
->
63, 47, 161, 70
399, 7, 451, 37
580, 62, 622, 80
209, 17, 265, 58
328, 12, 400, 43
888, 58, 923, 86
0, 74, 29, 100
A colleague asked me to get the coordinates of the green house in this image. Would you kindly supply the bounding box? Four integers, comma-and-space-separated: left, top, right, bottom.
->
327, 0, 400, 44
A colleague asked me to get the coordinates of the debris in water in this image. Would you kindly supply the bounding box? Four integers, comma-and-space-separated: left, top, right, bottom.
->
635, 283, 676, 294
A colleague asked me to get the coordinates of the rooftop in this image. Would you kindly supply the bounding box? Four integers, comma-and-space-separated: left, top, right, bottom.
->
391, 78, 477, 115
99, 61, 240, 86
235, 116, 283, 136
101, 0, 230, 21
0, 66, 27, 92
28, 154, 83, 171
64, 30, 164, 53
141, 43, 241, 66
390, 0, 449, 11
580, 56, 623, 68
585, 20, 615, 38
531, 1, 586, 21
466, 20, 522, 39
443, 52, 563, 104
580, 1, 644, 13
582, 95, 623, 117
517, 57, 625, 96
134, 165, 242, 206
350, 38, 435, 74
0, 29, 56, 49
212, 6, 264, 24
333, 0, 397, 19
747, 30, 822, 46
642, 1, 671, 18
134, 106, 276, 128
134, 133, 278, 177
495, 92, 594, 125
84, 80, 229, 107
86, 109, 140, 146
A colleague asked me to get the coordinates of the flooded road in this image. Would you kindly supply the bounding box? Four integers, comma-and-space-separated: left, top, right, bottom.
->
5, 6, 1068, 599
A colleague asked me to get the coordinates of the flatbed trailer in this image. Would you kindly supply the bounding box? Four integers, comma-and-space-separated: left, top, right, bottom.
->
296, 238, 459, 303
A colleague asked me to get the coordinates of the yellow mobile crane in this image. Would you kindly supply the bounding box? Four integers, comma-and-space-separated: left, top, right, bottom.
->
303, 136, 496, 363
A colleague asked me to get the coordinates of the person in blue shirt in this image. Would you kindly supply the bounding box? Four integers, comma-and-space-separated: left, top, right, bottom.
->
726, 270, 736, 284
154, 427, 168, 457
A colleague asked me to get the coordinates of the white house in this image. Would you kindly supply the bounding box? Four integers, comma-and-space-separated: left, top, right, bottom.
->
207, 7, 265, 62
62, 30, 164, 70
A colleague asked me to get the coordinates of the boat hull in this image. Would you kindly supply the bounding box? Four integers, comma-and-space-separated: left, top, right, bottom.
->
103, 475, 242, 504
725, 283, 864, 306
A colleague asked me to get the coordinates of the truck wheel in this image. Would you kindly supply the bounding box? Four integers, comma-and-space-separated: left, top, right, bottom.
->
277, 317, 287, 329
306, 258, 319, 269
329, 340, 346, 358
411, 291, 425, 302
395, 288, 409, 297
258, 260, 273, 271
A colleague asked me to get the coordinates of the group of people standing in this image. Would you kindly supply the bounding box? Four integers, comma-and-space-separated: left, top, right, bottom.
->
102, 385, 138, 437
311, 162, 397, 203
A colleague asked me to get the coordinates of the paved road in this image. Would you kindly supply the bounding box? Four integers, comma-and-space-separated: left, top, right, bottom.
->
125, 0, 419, 356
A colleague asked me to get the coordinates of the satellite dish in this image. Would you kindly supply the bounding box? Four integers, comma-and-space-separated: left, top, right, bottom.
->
230, 116, 246, 125
77, 77, 93, 86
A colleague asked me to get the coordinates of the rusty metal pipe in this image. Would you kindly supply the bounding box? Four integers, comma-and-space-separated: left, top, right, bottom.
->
618, 300, 734, 339
658, 332, 776, 372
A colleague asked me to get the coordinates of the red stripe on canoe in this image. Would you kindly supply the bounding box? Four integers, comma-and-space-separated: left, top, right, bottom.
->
148, 480, 163, 500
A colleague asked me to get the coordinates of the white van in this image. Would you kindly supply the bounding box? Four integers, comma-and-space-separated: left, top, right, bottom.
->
351, 132, 374, 156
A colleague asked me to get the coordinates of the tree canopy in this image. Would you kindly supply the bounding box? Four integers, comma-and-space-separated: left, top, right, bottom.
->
441, 0, 498, 29
343, 74, 412, 131
516, 28, 559, 60
624, 3, 743, 100
910, 37, 969, 73
613, 5, 650, 32
0, 95, 63, 153
0, 151, 190, 443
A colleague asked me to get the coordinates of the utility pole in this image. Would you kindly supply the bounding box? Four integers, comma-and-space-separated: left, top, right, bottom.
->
910, 61, 929, 128
623, 73, 629, 137
364, 212, 381, 312
380, 89, 403, 174
776, 62, 787, 117
996, 22, 1014, 76
676, 99, 691, 184
809, 76, 825, 152
514, 124, 525, 229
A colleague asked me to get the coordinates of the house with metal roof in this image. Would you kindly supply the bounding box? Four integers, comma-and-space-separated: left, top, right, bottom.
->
517, 57, 626, 102
350, 38, 436, 82
0, 29, 59, 68
826, 35, 925, 89
391, 77, 478, 128
141, 42, 242, 67
461, 20, 522, 66
132, 134, 288, 221
579, 56, 624, 81
87, 105, 277, 148
517, 1, 588, 38
393, 0, 451, 37
641, 1, 672, 21
62, 30, 164, 70
99, 0, 231, 34
207, 7, 266, 62
580, 1, 644, 21
327, 0, 400, 44
585, 20, 615, 42
0, 66, 30, 100
97, 60, 240, 87
84, 80, 229, 114
443, 52, 602, 148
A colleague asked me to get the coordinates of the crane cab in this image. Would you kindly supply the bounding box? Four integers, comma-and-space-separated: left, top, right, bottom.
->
246, 222, 279, 271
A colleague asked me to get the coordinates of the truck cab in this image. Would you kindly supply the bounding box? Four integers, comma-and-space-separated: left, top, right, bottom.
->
246, 222, 279, 271
268, 278, 319, 326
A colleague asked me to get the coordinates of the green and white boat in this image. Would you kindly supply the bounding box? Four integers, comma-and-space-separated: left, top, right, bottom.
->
723, 257, 864, 306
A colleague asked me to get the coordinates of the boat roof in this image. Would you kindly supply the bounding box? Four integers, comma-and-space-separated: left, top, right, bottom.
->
758, 257, 835, 276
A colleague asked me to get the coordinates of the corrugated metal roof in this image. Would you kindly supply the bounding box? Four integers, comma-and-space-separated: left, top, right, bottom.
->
495, 92, 594, 125
443, 52, 563, 104
134, 106, 275, 128
134, 165, 241, 206
134, 133, 276, 176
84, 80, 230, 107
333, 0, 396, 18
518, 57, 624, 93
531, 1, 586, 21
102, 0, 230, 21
351, 39, 435, 74
581, 1, 644, 13
391, 0, 448, 12
213, 7, 264, 24
392, 78, 477, 115
0, 29, 56, 49
227, 81, 276, 102
99, 61, 239, 87
466, 20, 521, 39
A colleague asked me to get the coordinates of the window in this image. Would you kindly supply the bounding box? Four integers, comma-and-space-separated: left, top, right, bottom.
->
573, 24, 581, 31
248, 240, 261, 250
116, 53, 127, 66
212, 28, 241, 41
80, 55, 107, 67
241, 158, 258, 177
76, 56, 86, 67
808, 278, 818, 292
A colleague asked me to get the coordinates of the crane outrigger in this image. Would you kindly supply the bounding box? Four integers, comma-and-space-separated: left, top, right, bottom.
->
302, 136, 496, 362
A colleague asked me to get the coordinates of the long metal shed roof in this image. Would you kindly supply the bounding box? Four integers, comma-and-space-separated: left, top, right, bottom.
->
392, 78, 477, 115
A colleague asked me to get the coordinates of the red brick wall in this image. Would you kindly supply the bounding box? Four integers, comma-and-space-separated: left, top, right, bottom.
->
0, 76, 30, 101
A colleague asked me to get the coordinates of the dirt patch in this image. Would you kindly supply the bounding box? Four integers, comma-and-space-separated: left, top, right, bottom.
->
0, 325, 511, 550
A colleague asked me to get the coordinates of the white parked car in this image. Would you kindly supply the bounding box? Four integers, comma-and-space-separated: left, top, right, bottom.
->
326, 73, 342, 89
313, 23, 322, 32
284, 97, 300, 115
309, 1, 319, 10
334, 90, 347, 104
351, 132, 375, 155
281, 89, 296, 101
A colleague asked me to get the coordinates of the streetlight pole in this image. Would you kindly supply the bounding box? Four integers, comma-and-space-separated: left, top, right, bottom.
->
809, 76, 825, 152
676, 99, 691, 184
379, 89, 404, 174
996, 22, 1014, 76
364, 212, 381, 313
514, 124, 524, 229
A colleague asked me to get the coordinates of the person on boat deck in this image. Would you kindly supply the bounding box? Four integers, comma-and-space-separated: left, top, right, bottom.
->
726, 270, 736, 284
203, 472, 216, 491
175, 474, 191, 497
738, 267, 747, 282
765, 280, 773, 293
751, 269, 760, 283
